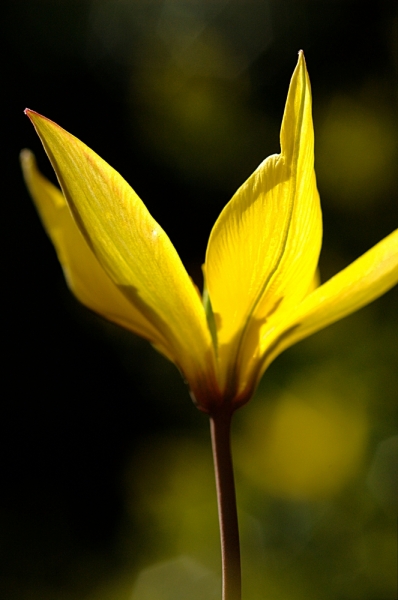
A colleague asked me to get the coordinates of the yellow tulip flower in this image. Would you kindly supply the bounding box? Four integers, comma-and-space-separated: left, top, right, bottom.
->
21, 52, 398, 414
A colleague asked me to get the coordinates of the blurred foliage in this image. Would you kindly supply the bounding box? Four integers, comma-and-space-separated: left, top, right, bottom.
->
2, 0, 397, 598
316, 91, 397, 211
236, 374, 369, 501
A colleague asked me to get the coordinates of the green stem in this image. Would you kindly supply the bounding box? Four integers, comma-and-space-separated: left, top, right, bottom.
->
210, 406, 241, 600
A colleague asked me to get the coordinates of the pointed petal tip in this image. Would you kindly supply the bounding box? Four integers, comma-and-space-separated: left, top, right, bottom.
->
296, 49, 307, 71
24, 109, 42, 126
24, 108, 41, 116
24, 109, 58, 129
20, 147, 32, 159
294, 50, 308, 77
20, 148, 34, 168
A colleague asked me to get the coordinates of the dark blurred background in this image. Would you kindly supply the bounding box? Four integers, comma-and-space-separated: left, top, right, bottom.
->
2, 1, 397, 599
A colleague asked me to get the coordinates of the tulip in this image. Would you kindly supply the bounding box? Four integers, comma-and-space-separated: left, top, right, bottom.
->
22, 52, 398, 600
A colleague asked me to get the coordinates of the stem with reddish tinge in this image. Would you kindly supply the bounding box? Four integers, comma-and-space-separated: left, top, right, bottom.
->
210, 406, 241, 600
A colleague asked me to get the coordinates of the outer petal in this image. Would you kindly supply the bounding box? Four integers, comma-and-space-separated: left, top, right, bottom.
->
259, 229, 398, 375
205, 52, 322, 395
24, 112, 219, 407
20, 149, 174, 359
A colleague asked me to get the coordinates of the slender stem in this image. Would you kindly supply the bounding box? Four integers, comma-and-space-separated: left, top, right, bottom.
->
210, 406, 241, 600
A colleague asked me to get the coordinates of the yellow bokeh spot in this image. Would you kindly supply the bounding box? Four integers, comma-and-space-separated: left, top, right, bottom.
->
236, 386, 368, 500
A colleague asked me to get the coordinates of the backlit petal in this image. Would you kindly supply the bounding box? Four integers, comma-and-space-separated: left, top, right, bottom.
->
24, 112, 218, 406
205, 52, 321, 393
260, 229, 398, 374
20, 149, 174, 359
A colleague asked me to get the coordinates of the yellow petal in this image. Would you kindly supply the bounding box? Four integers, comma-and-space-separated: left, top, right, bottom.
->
205, 52, 322, 394
20, 149, 174, 359
24, 113, 218, 406
260, 229, 398, 373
